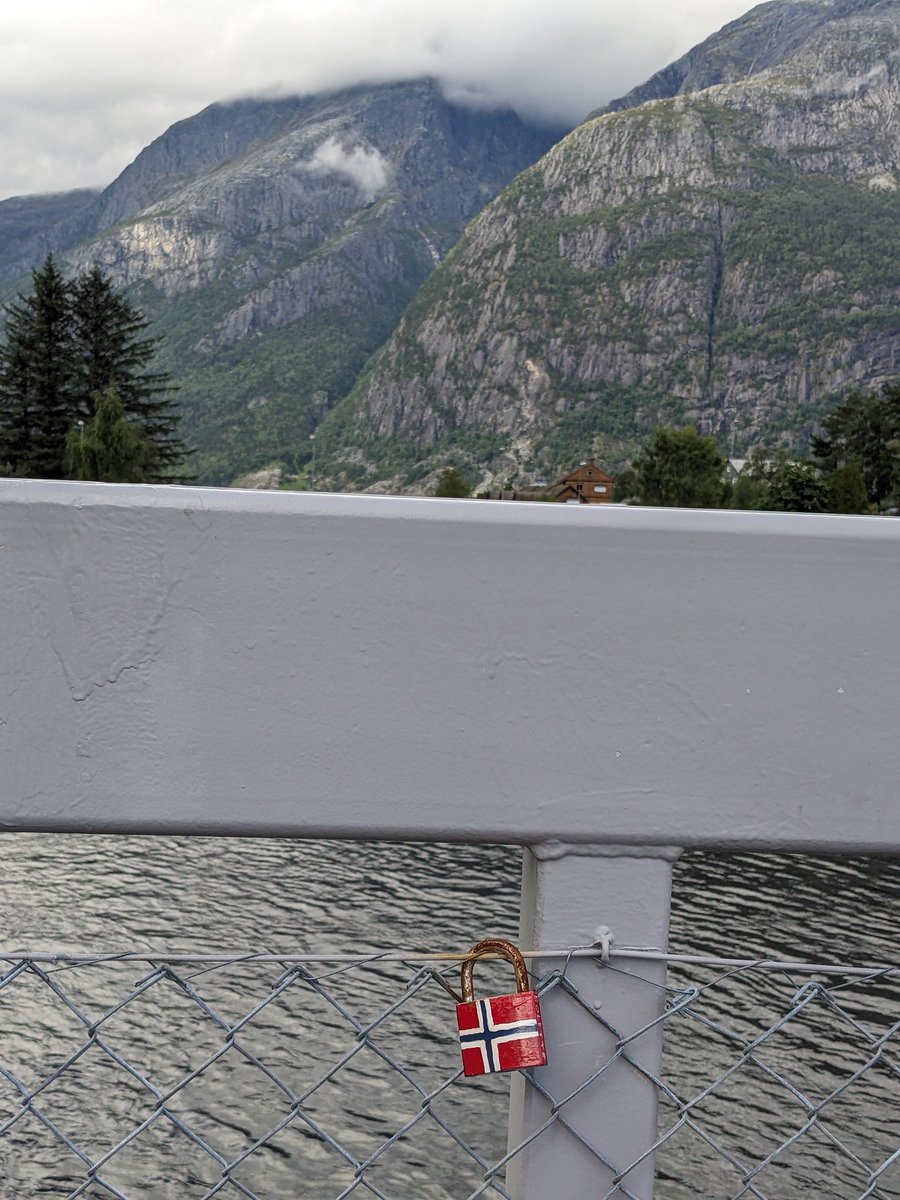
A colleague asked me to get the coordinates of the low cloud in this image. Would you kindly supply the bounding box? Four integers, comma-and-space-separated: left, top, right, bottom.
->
302, 138, 390, 202
0, 0, 753, 200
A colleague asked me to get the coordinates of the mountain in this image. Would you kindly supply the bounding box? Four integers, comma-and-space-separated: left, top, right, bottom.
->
321, 0, 900, 493
0, 189, 99, 280
0, 81, 563, 483
592, 0, 886, 114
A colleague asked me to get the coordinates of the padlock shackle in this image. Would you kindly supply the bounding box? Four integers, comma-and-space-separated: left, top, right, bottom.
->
460, 938, 531, 1003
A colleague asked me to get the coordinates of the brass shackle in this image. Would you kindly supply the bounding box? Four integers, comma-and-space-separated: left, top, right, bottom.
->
460, 938, 531, 1003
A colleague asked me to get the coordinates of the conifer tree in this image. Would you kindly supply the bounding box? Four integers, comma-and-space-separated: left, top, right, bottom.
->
0, 257, 188, 482
69, 268, 188, 480
0, 256, 76, 478
827, 461, 870, 514
811, 384, 900, 509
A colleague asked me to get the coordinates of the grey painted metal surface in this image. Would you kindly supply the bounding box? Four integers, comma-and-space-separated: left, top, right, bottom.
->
509, 846, 675, 1197
2, 479, 899, 852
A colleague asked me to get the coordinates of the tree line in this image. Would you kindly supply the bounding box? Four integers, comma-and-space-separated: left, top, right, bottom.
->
0, 256, 189, 483
622, 383, 900, 514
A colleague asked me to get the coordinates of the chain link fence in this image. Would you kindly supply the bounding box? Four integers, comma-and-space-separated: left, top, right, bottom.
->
1, 946, 897, 1199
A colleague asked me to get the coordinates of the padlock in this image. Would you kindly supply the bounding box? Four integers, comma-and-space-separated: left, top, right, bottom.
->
456, 938, 548, 1076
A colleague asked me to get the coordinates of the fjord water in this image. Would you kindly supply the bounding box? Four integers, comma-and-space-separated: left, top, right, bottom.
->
0, 836, 897, 1198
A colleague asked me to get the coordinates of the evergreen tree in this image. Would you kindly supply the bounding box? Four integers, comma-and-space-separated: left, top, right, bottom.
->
811, 384, 900, 509
0, 258, 189, 482
827, 461, 870, 514
634, 426, 726, 508
69, 267, 188, 480
0, 256, 76, 478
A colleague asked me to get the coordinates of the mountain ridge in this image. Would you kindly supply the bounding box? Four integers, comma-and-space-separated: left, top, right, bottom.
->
591, 0, 892, 117
0, 79, 565, 483
321, 0, 900, 492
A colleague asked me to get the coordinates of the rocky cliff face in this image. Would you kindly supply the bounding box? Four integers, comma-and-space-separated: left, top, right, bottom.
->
65, 83, 560, 301
0, 189, 98, 281
593, 0, 895, 115
328, 0, 900, 490
0, 80, 562, 483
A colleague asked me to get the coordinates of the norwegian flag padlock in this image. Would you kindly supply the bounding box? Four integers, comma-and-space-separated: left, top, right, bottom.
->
456, 938, 548, 1076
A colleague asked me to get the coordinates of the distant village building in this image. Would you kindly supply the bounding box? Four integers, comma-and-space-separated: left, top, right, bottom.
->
723, 458, 749, 483
484, 459, 616, 503
548, 460, 616, 503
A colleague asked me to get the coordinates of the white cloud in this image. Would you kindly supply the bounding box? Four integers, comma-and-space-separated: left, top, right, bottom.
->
0, 0, 753, 200
302, 138, 390, 202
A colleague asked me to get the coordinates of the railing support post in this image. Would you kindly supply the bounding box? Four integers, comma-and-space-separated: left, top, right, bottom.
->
507, 843, 679, 1199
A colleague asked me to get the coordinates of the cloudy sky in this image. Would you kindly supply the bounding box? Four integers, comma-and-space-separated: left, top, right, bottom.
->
1, 0, 753, 201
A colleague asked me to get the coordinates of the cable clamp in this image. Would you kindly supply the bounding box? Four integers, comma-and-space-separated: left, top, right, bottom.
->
592, 925, 614, 966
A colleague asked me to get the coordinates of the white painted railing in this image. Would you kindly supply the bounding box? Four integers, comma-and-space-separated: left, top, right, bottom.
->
2, 480, 899, 1198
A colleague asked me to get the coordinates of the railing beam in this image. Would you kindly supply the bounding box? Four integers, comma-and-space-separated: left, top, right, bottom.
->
3, 482, 900, 854
508, 844, 678, 1199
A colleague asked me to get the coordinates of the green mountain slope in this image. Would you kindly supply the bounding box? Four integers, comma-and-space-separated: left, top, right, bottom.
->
0, 81, 563, 484
321, 0, 900, 492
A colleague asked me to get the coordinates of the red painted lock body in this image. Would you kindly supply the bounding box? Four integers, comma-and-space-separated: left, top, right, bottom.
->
456, 939, 548, 1076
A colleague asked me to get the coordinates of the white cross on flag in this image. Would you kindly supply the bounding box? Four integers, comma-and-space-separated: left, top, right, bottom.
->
456, 991, 547, 1076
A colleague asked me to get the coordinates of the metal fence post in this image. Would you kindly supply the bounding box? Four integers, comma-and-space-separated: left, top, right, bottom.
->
506, 843, 679, 1199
